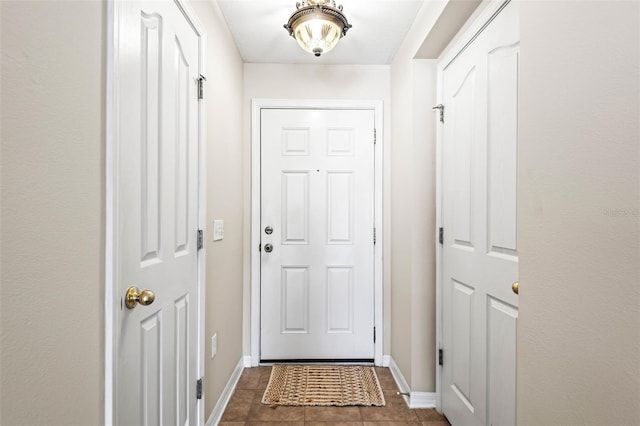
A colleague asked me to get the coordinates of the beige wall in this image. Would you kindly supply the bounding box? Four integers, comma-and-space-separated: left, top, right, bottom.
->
409, 59, 438, 392
389, 1, 448, 392
0, 1, 105, 424
242, 63, 392, 355
189, 0, 246, 419
518, 2, 640, 424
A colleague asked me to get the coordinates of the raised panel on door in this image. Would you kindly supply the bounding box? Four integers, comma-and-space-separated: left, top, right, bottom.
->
140, 11, 162, 265
327, 128, 355, 156
451, 67, 476, 249
487, 44, 519, 258
487, 297, 517, 426
327, 172, 354, 244
327, 266, 354, 333
281, 266, 309, 333
450, 279, 475, 414
282, 172, 310, 244
141, 313, 162, 426
174, 295, 189, 425
282, 128, 311, 156
174, 36, 190, 256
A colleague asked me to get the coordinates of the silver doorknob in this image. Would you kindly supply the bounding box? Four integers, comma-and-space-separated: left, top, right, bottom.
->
125, 286, 155, 309
264, 243, 273, 253
265, 226, 273, 235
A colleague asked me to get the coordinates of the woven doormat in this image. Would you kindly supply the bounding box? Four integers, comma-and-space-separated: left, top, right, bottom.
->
261, 365, 385, 407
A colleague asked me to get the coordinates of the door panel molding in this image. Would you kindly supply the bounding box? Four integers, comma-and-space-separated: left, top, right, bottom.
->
250, 99, 384, 366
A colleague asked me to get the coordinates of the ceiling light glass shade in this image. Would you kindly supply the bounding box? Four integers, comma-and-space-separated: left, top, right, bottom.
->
284, 0, 352, 57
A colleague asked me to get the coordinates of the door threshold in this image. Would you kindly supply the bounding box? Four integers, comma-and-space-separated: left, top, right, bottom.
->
260, 358, 374, 366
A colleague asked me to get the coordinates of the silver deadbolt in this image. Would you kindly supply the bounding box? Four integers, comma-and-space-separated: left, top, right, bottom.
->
265, 226, 273, 235
264, 243, 273, 253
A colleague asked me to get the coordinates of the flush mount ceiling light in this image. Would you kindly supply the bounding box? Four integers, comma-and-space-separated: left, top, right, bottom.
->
284, 0, 352, 57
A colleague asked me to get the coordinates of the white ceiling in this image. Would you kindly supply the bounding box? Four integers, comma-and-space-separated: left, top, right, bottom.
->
217, 0, 425, 64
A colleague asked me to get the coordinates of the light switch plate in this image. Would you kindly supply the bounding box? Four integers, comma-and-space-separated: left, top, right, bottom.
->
211, 333, 217, 359
213, 220, 224, 241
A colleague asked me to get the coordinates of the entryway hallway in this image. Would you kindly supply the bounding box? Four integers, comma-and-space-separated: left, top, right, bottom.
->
219, 367, 450, 425
1, 1, 638, 425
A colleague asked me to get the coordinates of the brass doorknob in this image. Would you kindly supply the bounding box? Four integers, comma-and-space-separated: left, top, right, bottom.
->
125, 286, 155, 309
512, 281, 519, 295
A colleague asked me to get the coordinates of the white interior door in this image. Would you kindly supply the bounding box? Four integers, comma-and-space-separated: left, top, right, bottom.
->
441, 2, 519, 425
115, 1, 200, 424
260, 108, 375, 360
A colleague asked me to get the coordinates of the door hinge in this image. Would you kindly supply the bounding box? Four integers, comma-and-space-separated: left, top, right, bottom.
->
374, 128, 377, 145
439, 227, 443, 245
196, 378, 203, 399
197, 229, 204, 250
433, 104, 444, 123
373, 327, 376, 343
439, 348, 443, 366
197, 75, 206, 100
373, 227, 377, 245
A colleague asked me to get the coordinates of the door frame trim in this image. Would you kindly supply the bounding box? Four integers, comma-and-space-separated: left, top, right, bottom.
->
105, 0, 207, 423
435, 0, 512, 413
250, 99, 384, 366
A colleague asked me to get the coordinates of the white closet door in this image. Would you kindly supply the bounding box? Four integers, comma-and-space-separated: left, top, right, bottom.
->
116, 1, 200, 424
441, 2, 519, 425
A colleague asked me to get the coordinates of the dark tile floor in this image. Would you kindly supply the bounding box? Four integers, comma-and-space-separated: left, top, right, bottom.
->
219, 366, 451, 426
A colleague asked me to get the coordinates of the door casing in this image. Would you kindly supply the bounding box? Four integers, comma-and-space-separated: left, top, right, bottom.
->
435, 0, 514, 412
105, 0, 207, 423
250, 99, 384, 366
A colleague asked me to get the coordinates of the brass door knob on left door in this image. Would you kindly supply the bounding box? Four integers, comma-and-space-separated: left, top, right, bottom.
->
512, 281, 519, 295
125, 286, 155, 309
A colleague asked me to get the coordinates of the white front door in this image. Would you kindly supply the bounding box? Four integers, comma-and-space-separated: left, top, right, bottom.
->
114, 0, 201, 424
260, 108, 375, 360
441, 2, 519, 425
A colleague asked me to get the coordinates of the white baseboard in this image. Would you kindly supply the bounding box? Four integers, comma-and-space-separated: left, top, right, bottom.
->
243, 355, 252, 368
408, 391, 437, 408
382, 355, 391, 367
387, 356, 437, 409
205, 357, 245, 426
388, 356, 411, 405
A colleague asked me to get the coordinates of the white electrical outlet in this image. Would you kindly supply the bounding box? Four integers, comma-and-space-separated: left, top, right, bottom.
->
213, 220, 224, 241
211, 333, 217, 359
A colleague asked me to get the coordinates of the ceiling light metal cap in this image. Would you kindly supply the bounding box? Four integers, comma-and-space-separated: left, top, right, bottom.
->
284, 3, 352, 39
